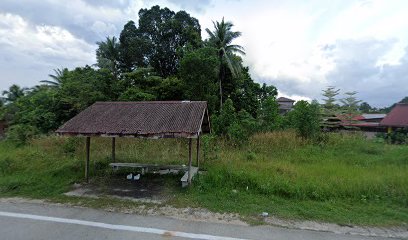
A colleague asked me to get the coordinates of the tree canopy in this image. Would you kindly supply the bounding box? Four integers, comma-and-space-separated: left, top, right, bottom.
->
0, 5, 288, 145
118, 6, 202, 77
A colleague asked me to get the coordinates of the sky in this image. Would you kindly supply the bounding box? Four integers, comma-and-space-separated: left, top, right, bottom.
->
1, 0, 407, 107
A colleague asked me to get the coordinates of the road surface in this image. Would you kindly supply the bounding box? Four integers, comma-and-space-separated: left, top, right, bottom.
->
0, 201, 397, 240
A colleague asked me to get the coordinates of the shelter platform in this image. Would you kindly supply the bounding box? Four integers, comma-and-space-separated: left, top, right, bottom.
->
109, 163, 198, 187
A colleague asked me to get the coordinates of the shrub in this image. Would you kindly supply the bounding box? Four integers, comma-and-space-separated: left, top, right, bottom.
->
212, 98, 236, 136
387, 128, 408, 144
62, 137, 81, 155
288, 100, 321, 139
227, 122, 248, 146
213, 100, 258, 146
201, 134, 219, 162
258, 96, 281, 131
6, 124, 39, 145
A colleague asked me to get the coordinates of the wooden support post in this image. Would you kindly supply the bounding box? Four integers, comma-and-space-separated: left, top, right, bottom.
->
188, 138, 192, 185
112, 137, 116, 162
85, 137, 90, 183
196, 135, 200, 170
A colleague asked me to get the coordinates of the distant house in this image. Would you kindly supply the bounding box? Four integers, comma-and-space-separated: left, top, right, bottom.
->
380, 103, 408, 131
340, 113, 386, 132
0, 120, 7, 138
360, 114, 387, 122
277, 97, 295, 114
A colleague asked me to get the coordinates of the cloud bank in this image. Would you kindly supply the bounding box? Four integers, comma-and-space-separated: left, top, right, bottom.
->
1, 0, 407, 107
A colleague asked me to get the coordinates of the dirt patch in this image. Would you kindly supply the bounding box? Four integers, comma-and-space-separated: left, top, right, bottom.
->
264, 216, 408, 239
103, 204, 246, 226
65, 172, 181, 204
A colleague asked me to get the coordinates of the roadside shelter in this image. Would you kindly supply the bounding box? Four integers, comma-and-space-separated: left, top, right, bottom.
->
56, 101, 210, 185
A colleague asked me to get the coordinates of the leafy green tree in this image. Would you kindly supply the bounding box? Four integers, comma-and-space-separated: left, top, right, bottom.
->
118, 87, 156, 101
0, 98, 5, 120
118, 6, 202, 77
259, 83, 278, 103
258, 96, 281, 131
56, 66, 114, 120
119, 21, 149, 72
289, 100, 321, 139
155, 77, 185, 100
120, 67, 162, 97
205, 17, 245, 109
213, 99, 255, 145
359, 102, 372, 113
212, 98, 237, 136
236, 109, 258, 134
96, 36, 121, 80
229, 67, 263, 117
179, 47, 219, 113
340, 91, 362, 125
12, 86, 59, 133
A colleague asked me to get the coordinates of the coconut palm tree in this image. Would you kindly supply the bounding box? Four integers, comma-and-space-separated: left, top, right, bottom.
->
2, 84, 27, 103
40, 68, 68, 87
96, 36, 120, 80
206, 17, 245, 109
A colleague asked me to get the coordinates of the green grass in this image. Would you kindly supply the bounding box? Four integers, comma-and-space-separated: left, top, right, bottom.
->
0, 131, 407, 226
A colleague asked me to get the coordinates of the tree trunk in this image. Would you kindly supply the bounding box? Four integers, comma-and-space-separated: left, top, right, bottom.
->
219, 62, 224, 111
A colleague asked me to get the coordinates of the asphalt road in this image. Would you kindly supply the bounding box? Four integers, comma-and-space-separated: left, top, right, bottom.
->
0, 201, 397, 240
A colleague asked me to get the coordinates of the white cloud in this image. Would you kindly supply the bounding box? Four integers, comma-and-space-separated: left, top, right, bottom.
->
1, 0, 408, 107
0, 13, 96, 89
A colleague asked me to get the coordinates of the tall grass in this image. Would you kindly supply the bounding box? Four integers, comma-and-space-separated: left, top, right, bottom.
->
0, 131, 407, 225
197, 131, 408, 204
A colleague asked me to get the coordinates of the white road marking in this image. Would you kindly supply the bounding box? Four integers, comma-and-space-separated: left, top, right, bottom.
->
0, 211, 249, 240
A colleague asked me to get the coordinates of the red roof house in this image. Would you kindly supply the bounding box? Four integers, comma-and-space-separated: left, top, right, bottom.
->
380, 103, 408, 127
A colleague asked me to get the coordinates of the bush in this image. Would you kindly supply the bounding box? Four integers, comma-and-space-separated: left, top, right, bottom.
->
212, 98, 236, 136
212, 99, 257, 146
287, 100, 321, 139
62, 137, 81, 155
227, 122, 248, 146
258, 96, 281, 131
384, 128, 408, 144
201, 134, 219, 162
6, 124, 39, 145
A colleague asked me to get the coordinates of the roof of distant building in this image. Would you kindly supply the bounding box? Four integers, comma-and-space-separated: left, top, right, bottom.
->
277, 97, 295, 102
361, 114, 386, 119
380, 103, 408, 127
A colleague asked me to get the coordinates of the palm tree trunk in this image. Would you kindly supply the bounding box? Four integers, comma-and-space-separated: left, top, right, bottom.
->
219, 61, 224, 111
219, 77, 223, 110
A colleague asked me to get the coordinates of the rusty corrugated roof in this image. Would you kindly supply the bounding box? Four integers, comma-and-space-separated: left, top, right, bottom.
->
380, 103, 408, 127
56, 101, 210, 138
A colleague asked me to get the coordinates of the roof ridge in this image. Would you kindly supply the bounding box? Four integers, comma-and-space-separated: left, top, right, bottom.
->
94, 101, 206, 104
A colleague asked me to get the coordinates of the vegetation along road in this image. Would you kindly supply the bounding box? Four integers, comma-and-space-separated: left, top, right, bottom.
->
0, 200, 397, 240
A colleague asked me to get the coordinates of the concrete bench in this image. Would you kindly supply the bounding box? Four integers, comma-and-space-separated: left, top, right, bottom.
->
180, 167, 198, 187
109, 163, 197, 187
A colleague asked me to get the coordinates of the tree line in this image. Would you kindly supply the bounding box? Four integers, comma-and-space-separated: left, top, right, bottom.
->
0, 5, 277, 144
0, 5, 405, 145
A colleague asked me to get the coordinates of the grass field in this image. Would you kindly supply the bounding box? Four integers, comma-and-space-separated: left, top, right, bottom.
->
0, 131, 407, 226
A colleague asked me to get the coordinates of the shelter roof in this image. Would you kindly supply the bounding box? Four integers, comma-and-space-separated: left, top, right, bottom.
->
56, 101, 210, 138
